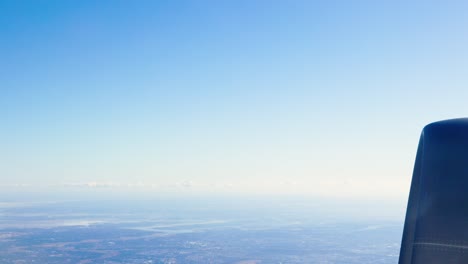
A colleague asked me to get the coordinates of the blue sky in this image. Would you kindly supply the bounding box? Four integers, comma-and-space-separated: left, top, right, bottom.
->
1, 0, 468, 198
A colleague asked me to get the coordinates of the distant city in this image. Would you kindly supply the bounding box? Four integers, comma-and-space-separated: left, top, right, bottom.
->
0, 195, 403, 263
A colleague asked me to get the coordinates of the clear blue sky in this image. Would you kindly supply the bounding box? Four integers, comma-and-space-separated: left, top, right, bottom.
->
1, 0, 468, 198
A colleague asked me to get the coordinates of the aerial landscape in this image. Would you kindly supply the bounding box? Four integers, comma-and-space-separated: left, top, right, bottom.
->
2, 0, 467, 263
0, 195, 402, 263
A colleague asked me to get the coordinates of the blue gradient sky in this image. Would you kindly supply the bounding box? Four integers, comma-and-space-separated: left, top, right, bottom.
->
2, 0, 468, 198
